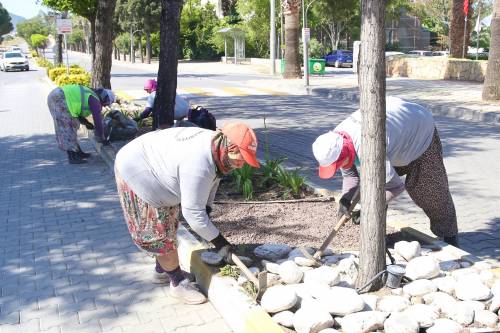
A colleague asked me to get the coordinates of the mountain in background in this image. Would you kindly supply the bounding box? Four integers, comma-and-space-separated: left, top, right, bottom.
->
8, 12, 26, 32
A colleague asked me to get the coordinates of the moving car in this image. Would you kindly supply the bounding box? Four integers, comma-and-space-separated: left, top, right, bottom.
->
324, 50, 353, 68
0, 52, 29, 71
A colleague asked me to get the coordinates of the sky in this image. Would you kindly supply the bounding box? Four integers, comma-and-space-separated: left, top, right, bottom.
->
1, 0, 46, 19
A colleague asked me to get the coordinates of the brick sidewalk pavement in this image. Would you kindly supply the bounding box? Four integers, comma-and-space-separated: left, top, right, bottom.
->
0, 69, 231, 333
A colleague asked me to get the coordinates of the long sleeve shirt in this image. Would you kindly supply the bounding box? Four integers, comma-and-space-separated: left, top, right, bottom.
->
114, 127, 221, 241
88, 95, 104, 140
337, 96, 435, 201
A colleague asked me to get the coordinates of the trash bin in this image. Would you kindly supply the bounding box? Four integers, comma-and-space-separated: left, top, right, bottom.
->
308, 58, 326, 75
280, 58, 285, 74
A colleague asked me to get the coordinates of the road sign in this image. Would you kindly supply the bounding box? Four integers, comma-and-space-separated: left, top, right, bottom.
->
302, 28, 310, 42
56, 19, 72, 34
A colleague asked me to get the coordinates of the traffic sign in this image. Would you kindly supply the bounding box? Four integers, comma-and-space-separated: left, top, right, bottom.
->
302, 28, 310, 42
56, 19, 72, 34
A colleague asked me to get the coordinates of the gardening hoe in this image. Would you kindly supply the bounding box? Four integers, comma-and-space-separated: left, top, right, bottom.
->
300, 192, 361, 265
230, 253, 268, 300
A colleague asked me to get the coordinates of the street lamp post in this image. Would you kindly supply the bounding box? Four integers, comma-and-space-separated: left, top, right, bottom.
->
270, 0, 276, 75
130, 28, 143, 63
302, 0, 318, 87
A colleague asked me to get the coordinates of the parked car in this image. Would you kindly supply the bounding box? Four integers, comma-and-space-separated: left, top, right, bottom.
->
385, 51, 405, 58
0, 52, 29, 71
407, 50, 433, 56
324, 50, 353, 68
10, 46, 22, 52
432, 51, 449, 56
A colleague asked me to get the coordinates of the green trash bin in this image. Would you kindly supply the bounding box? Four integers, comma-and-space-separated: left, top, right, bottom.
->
308, 58, 326, 75
280, 58, 285, 74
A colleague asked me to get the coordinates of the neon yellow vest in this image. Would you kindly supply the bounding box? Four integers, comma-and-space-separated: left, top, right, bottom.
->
61, 84, 99, 118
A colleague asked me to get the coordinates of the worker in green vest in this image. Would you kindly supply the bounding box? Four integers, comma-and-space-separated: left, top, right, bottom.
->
47, 84, 115, 164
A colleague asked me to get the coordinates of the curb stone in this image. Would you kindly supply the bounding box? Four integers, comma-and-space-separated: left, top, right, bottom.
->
310, 87, 500, 126
90, 134, 500, 332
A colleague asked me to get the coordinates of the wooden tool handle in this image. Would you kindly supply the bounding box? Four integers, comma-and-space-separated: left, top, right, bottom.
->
231, 253, 259, 286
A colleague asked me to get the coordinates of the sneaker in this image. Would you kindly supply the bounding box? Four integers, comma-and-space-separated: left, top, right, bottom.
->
169, 279, 207, 304
152, 270, 170, 284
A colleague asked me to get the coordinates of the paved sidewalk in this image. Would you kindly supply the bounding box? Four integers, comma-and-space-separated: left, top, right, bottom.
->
0, 66, 231, 332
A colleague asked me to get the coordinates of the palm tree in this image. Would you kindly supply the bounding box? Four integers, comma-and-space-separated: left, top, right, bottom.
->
482, 0, 500, 100
282, 0, 302, 79
450, 0, 474, 58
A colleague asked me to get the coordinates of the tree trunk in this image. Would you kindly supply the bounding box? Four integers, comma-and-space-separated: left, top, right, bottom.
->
356, 0, 387, 292
139, 34, 144, 63
89, 15, 97, 63
91, 0, 117, 89
482, 0, 500, 100
450, 0, 474, 58
282, 0, 302, 79
153, 0, 183, 129
146, 29, 152, 64
56, 34, 63, 65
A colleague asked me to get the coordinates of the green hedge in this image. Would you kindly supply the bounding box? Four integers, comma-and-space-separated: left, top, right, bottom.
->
55, 73, 91, 87
48, 67, 86, 82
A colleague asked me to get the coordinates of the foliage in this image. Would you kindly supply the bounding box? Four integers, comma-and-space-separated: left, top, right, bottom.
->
55, 73, 92, 87
31, 34, 48, 53
231, 164, 256, 200
386, 41, 401, 51
49, 67, 85, 81
0, 2, 13, 36
309, 38, 327, 58
180, 0, 221, 60
16, 16, 50, 47
235, 0, 271, 58
114, 33, 131, 55
219, 264, 239, 278
42, 0, 97, 21
470, 26, 491, 50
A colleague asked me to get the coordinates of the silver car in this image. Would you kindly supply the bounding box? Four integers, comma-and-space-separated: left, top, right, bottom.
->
0, 52, 29, 71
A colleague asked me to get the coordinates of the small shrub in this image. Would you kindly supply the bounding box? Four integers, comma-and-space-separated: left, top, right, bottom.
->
231, 164, 255, 200
55, 73, 91, 87
49, 67, 85, 82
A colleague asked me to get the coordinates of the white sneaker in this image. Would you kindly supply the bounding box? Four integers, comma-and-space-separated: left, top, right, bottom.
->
152, 271, 170, 284
169, 279, 207, 304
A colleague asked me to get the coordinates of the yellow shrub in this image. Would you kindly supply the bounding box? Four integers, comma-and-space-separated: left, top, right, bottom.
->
36, 57, 52, 67
55, 73, 91, 87
48, 67, 86, 82
30, 50, 38, 58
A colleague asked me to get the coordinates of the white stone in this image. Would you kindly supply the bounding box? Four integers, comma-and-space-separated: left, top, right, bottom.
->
461, 300, 485, 312
394, 241, 421, 261
377, 295, 410, 312
423, 292, 457, 314
426, 318, 463, 333
254, 243, 292, 261
432, 276, 456, 294
403, 304, 439, 328
338, 257, 359, 285
261, 285, 298, 313
451, 267, 479, 279
200, 251, 223, 265
266, 273, 281, 287
272, 311, 294, 328
322, 253, 354, 265
474, 262, 493, 271
294, 256, 317, 267
455, 274, 492, 301
304, 283, 331, 300
459, 261, 472, 268
278, 260, 304, 284
480, 269, 495, 285
384, 312, 419, 333
288, 247, 315, 259
317, 286, 365, 316
286, 284, 314, 304
439, 260, 461, 271
391, 288, 403, 295
293, 303, 334, 333
489, 296, 500, 313
405, 256, 440, 280
475, 310, 499, 327
361, 294, 378, 311
318, 329, 341, 333
449, 301, 475, 325
492, 279, 500, 296
402, 279, 437, 296
262, 260, 281, 274
337, 311, 389, 333
303, 266, 340, 287
237, 275, 248, 285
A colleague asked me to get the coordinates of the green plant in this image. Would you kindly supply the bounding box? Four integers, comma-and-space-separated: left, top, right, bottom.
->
259, 157, 286, 187
231, 164, 255, 200
219, 264, 239, 278
287, 169, 306, 196
55, 73, 91, 87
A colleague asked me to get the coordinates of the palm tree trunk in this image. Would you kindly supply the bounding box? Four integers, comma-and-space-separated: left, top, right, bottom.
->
482, 0, 500, 100
450, 0, 474, 58
282, 0, 302, 79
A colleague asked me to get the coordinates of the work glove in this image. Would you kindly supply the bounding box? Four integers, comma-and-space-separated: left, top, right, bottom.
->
206, 205, 212, 216
337, 196, 351, 220
96, 137, 111, 146
211, 233, 233, 264
78, 116, 95, 130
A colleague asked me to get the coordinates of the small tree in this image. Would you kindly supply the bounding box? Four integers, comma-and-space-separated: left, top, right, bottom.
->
282, 0, 301, 79
31, 34, 49, 57
0, 2, 13, 37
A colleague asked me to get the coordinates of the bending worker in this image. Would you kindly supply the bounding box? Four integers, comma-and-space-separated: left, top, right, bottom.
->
47, 84, 114, 164
138, 79, 189, 121
114, 123, 260, 304
312, 96, 458, 247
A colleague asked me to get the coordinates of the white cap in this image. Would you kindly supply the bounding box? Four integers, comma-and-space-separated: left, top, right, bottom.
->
312, 131, 344, 179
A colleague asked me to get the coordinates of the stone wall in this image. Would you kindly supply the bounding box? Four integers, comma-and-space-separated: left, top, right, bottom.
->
386, 56, 488, 82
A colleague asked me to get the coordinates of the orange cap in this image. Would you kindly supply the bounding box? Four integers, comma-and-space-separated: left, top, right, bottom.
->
221, 122, 260, 168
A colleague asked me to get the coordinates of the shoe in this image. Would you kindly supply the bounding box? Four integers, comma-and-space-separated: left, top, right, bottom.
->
153, 270, 170, 284
67, 151, 87, 164
169, 279, 207, 304
443, 235, 460, 248
76, 146, 91, 159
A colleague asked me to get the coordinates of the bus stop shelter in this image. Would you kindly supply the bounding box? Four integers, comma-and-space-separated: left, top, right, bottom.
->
218, 27, 246, 64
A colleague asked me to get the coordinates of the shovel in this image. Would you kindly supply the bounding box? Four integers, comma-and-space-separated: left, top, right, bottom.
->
230, 253, 268, 300
300, 192, 361, 265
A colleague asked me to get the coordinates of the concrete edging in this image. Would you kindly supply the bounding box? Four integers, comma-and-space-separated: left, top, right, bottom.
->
309, 87, 500, 126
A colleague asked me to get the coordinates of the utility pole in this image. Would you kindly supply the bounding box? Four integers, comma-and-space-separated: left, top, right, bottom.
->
302, 0, 309, 86
270, 0, 276, 75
